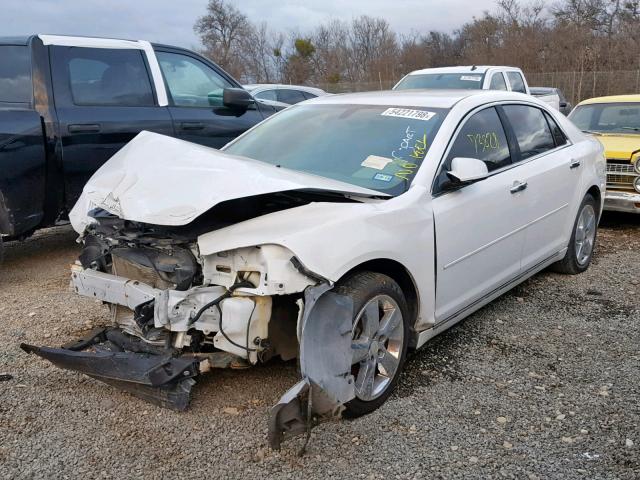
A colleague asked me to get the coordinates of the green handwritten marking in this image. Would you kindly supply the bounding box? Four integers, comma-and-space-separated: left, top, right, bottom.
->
391, 131, 428, 181
467, 132, 500, 154
409, 133, 428, 160
395, 170, 413, 180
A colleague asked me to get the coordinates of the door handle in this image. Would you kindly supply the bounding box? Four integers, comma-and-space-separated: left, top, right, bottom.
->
180, 122, 205, 130
68, 124, 100, 133
569, 159, 581, 169
510, 180, 528, 194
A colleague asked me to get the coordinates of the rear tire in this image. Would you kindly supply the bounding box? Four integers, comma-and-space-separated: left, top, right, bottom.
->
551, 194, 598, 275
335, 271, 410, 417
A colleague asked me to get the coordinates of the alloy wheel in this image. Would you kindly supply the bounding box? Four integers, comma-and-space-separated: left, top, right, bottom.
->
351, 294, 405, 401
575, 204, 596, 266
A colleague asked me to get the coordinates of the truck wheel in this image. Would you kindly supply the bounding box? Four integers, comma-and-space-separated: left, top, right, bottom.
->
551, 194, 598, 275
335, 272, 410, 417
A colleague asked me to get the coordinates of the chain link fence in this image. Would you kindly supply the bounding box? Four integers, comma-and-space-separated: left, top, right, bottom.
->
526, 71, 640, 105
318, 71, 640, 105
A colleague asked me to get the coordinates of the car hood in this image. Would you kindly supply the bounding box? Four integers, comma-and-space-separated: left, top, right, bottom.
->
593, 134, 640, 160
69, 131, 386, 232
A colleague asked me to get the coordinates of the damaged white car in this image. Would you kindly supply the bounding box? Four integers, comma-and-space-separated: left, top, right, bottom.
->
22, 90, 605, 449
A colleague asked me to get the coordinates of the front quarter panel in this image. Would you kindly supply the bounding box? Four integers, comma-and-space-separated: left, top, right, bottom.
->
197, 186, 436, 329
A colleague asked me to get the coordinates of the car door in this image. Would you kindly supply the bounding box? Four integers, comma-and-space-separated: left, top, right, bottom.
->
155, 49, 265, 148
432, 106, 528, 321
50, 45, 175, 210
499, 104, 581, 271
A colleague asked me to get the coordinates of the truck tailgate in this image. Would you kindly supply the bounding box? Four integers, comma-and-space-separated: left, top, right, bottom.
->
0, 107, 46, 236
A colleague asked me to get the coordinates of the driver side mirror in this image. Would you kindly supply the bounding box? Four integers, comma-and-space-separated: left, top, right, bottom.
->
222, 87, 254, 110
447, 157, 489, 184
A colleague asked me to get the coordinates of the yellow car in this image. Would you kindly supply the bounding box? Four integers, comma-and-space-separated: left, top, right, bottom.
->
569, 94, 640, 213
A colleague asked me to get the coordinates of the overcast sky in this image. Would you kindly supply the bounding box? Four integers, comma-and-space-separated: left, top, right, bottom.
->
4, 0, 497, 49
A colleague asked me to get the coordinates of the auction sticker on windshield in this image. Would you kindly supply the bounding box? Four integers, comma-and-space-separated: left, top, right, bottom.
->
381, 108, 436, 121
361, 155, 394, 170
460, 75, 482, 82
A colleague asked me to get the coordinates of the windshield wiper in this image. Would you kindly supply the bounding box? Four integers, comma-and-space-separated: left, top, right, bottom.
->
582, 130, 603, 136
621, 127, 640, 132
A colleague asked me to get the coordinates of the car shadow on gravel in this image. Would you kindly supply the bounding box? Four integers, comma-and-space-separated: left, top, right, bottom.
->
598, 211, 640, 230
393, 275, 559, 400
0, 225, 78, 283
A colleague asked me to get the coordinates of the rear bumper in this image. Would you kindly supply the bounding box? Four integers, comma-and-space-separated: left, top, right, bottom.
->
604, 190, 640, 214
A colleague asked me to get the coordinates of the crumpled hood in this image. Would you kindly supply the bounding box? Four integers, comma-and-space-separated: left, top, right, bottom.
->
593, 134, 640, 160
69, 131, 386, 232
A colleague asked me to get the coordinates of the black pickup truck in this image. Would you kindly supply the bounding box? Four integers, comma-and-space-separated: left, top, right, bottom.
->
0, 34, 279, 259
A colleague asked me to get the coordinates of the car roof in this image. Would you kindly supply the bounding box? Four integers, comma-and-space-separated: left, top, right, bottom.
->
577, 94, 640, 106
304, 89, 532, 109
406, 66, 521, 75
245, 84, 325, 93
0, 36, 32, 45
530, 87, 556, 93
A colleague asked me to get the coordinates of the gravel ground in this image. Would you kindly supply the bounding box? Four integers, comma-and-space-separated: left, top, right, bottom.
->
1, 213, 638, 479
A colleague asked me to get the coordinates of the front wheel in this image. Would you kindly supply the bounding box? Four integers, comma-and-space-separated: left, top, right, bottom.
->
551, 194, 598, 274
335, 272, 410, 417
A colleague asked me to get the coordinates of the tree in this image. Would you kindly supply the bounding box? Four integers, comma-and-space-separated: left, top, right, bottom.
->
194, 0, 250, 78
284, 38, 316, 84
192, 0, 640, 96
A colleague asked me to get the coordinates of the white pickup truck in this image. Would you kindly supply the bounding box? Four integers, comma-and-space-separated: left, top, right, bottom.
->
394, 66, 560, 110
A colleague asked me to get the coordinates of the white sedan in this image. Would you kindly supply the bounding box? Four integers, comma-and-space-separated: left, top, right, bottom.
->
23, 90, 605, 449
243, 83, 327, 108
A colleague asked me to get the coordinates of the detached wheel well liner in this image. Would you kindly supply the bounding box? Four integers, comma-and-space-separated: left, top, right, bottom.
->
338, 258, 419, 329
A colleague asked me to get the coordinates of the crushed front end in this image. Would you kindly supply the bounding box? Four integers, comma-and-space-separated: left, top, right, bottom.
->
21, 212, 355, 449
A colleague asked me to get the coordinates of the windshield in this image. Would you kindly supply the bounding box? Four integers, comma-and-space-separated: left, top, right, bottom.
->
0, 45, 32, 104
224, 104, 448, 196
394, 73, 484, 90
569, 103, 640, 134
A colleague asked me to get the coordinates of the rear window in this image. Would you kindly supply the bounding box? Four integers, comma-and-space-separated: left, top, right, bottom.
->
395, 73, 485, 90
0, 45, 32, 103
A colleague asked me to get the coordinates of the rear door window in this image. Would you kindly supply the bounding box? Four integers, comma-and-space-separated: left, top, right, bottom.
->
489, 73, 508, 90
66, 48, 154, 106
276, 89, 307, 104
544, 111, 568, 147
502, 105, 556, 159
506, 72, 527, 93
0, 45, 32, 103
255, 89, 277, 102
446, 107, 511, 172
